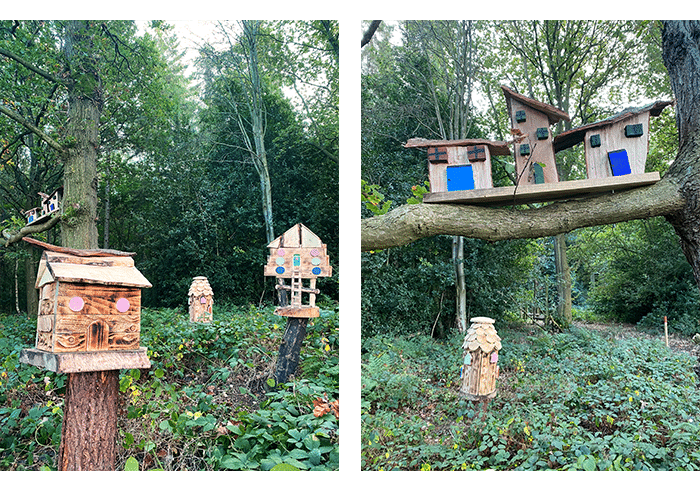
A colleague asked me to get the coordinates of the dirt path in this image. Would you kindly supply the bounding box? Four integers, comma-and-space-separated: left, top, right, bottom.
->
574, 321, 700, 360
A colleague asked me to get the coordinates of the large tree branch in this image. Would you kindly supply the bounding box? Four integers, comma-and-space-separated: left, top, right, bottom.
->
0, 47, 65, 85
0, 103, 66, 155
361, 21, 382, 48
361, 177, 685, 251
1, 214, 61, 246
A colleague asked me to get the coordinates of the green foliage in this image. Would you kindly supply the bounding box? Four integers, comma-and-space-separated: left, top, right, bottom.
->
571, 218, 700, 334
361, 324, 700, 470
0, 305, 339, 470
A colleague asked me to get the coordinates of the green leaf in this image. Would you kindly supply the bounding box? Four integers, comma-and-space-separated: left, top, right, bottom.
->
270, 463, 300, 471
124, 457, 139, 471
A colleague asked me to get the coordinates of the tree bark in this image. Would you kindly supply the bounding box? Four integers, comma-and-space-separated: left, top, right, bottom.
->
24, 245, 38, 318
274, 317, 309, 384
58, 370, 119, 470
662, 21, 700, 286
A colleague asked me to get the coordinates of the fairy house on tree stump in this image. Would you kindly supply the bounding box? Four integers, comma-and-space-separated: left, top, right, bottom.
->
264, 223, 332, 318
460, 317, 502, 400
553, 100, 674, 180
19, 238, 151, 373
188, 276, 213, 323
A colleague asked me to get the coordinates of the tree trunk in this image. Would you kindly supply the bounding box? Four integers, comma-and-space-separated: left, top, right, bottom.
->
58, 370, 119, 470
24, 245, 38, 318
553, 233, 572, 323
453, 236, 467, 333
274, 317, 309, 384
58, 21, 117, 472
662, 21, 700, 286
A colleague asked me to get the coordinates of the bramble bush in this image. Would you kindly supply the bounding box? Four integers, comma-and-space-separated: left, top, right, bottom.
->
361, 324, 700, 470
0, 304, 339, 470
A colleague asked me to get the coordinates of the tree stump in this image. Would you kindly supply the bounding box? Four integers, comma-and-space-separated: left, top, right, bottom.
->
58, 370, 119, 470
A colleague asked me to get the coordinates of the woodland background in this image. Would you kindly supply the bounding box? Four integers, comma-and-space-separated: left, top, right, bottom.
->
360, 20, 700, 471
0, 20, 339, 314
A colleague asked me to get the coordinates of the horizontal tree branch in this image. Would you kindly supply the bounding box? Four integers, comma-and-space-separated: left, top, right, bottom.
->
0, 103, 66, 155
0, 46, 65, 85
1, 214, 61, 246
361, 177, 686, 251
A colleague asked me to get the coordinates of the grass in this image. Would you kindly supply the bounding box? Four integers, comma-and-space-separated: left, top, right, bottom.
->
0, 304, 339, 470
361, 323, 700, 470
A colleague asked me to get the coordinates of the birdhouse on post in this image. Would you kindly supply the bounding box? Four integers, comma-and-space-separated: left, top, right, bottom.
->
460, 317, 502, 401
502, 85, 570, 186
188, 276, 213, 323
264, 223, 332, 318
404, 137, 511, 195
553, 100, 674, 180
19, 237, 151, 373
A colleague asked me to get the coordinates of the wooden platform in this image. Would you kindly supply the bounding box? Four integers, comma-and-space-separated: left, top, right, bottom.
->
20, 347, 151, 373
423, 172, 661, 206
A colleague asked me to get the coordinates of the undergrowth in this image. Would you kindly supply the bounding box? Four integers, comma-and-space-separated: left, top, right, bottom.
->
0, 304, 339, 470
361, 324, 700, 470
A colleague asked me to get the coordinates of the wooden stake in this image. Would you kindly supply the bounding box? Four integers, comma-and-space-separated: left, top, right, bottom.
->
664, 316, 669, 347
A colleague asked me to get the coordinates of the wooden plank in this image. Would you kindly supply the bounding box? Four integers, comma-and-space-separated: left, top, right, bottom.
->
274, 305, 320, 318
423, 172, 661, 206
23, 237, 135, 257
54, 283, 141, 316
19, 347, 150, 373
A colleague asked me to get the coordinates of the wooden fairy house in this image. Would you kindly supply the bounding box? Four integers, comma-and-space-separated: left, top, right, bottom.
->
554, 100, 674, 180
264, 223, 332, 318
404, 137, 511, 194
29, 239, 152, 353
502, 85, 570, 186
188, 276, 213, 323
24, 187, 62, 226
460, 317, 502, 400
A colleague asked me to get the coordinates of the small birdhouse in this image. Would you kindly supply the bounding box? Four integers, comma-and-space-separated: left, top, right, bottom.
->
188, 276, 213, 323
502, 85, 570, 186
32, 241, 152, 353
554, 100, 674, 180
404, 137, 512, 194
460, 317, 502, 401
264, 223, 332, 318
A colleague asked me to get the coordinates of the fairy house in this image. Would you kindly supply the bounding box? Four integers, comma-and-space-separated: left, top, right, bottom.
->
553, 100, 674, 179
264, 223, 332, 318
25, 187, 62, 226
460, 317, 502, 400
188, 276, 213, 323
404, 138, 512, 194
31, 240, 152, 353
502, 85, 570, 185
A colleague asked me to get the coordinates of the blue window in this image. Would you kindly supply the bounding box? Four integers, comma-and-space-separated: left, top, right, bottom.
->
446, 165, 475, 191
608, 149, 632, 176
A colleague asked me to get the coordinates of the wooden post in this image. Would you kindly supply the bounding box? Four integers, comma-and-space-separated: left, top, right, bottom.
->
274, 317, 309, 384
664, 316, 669, 347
